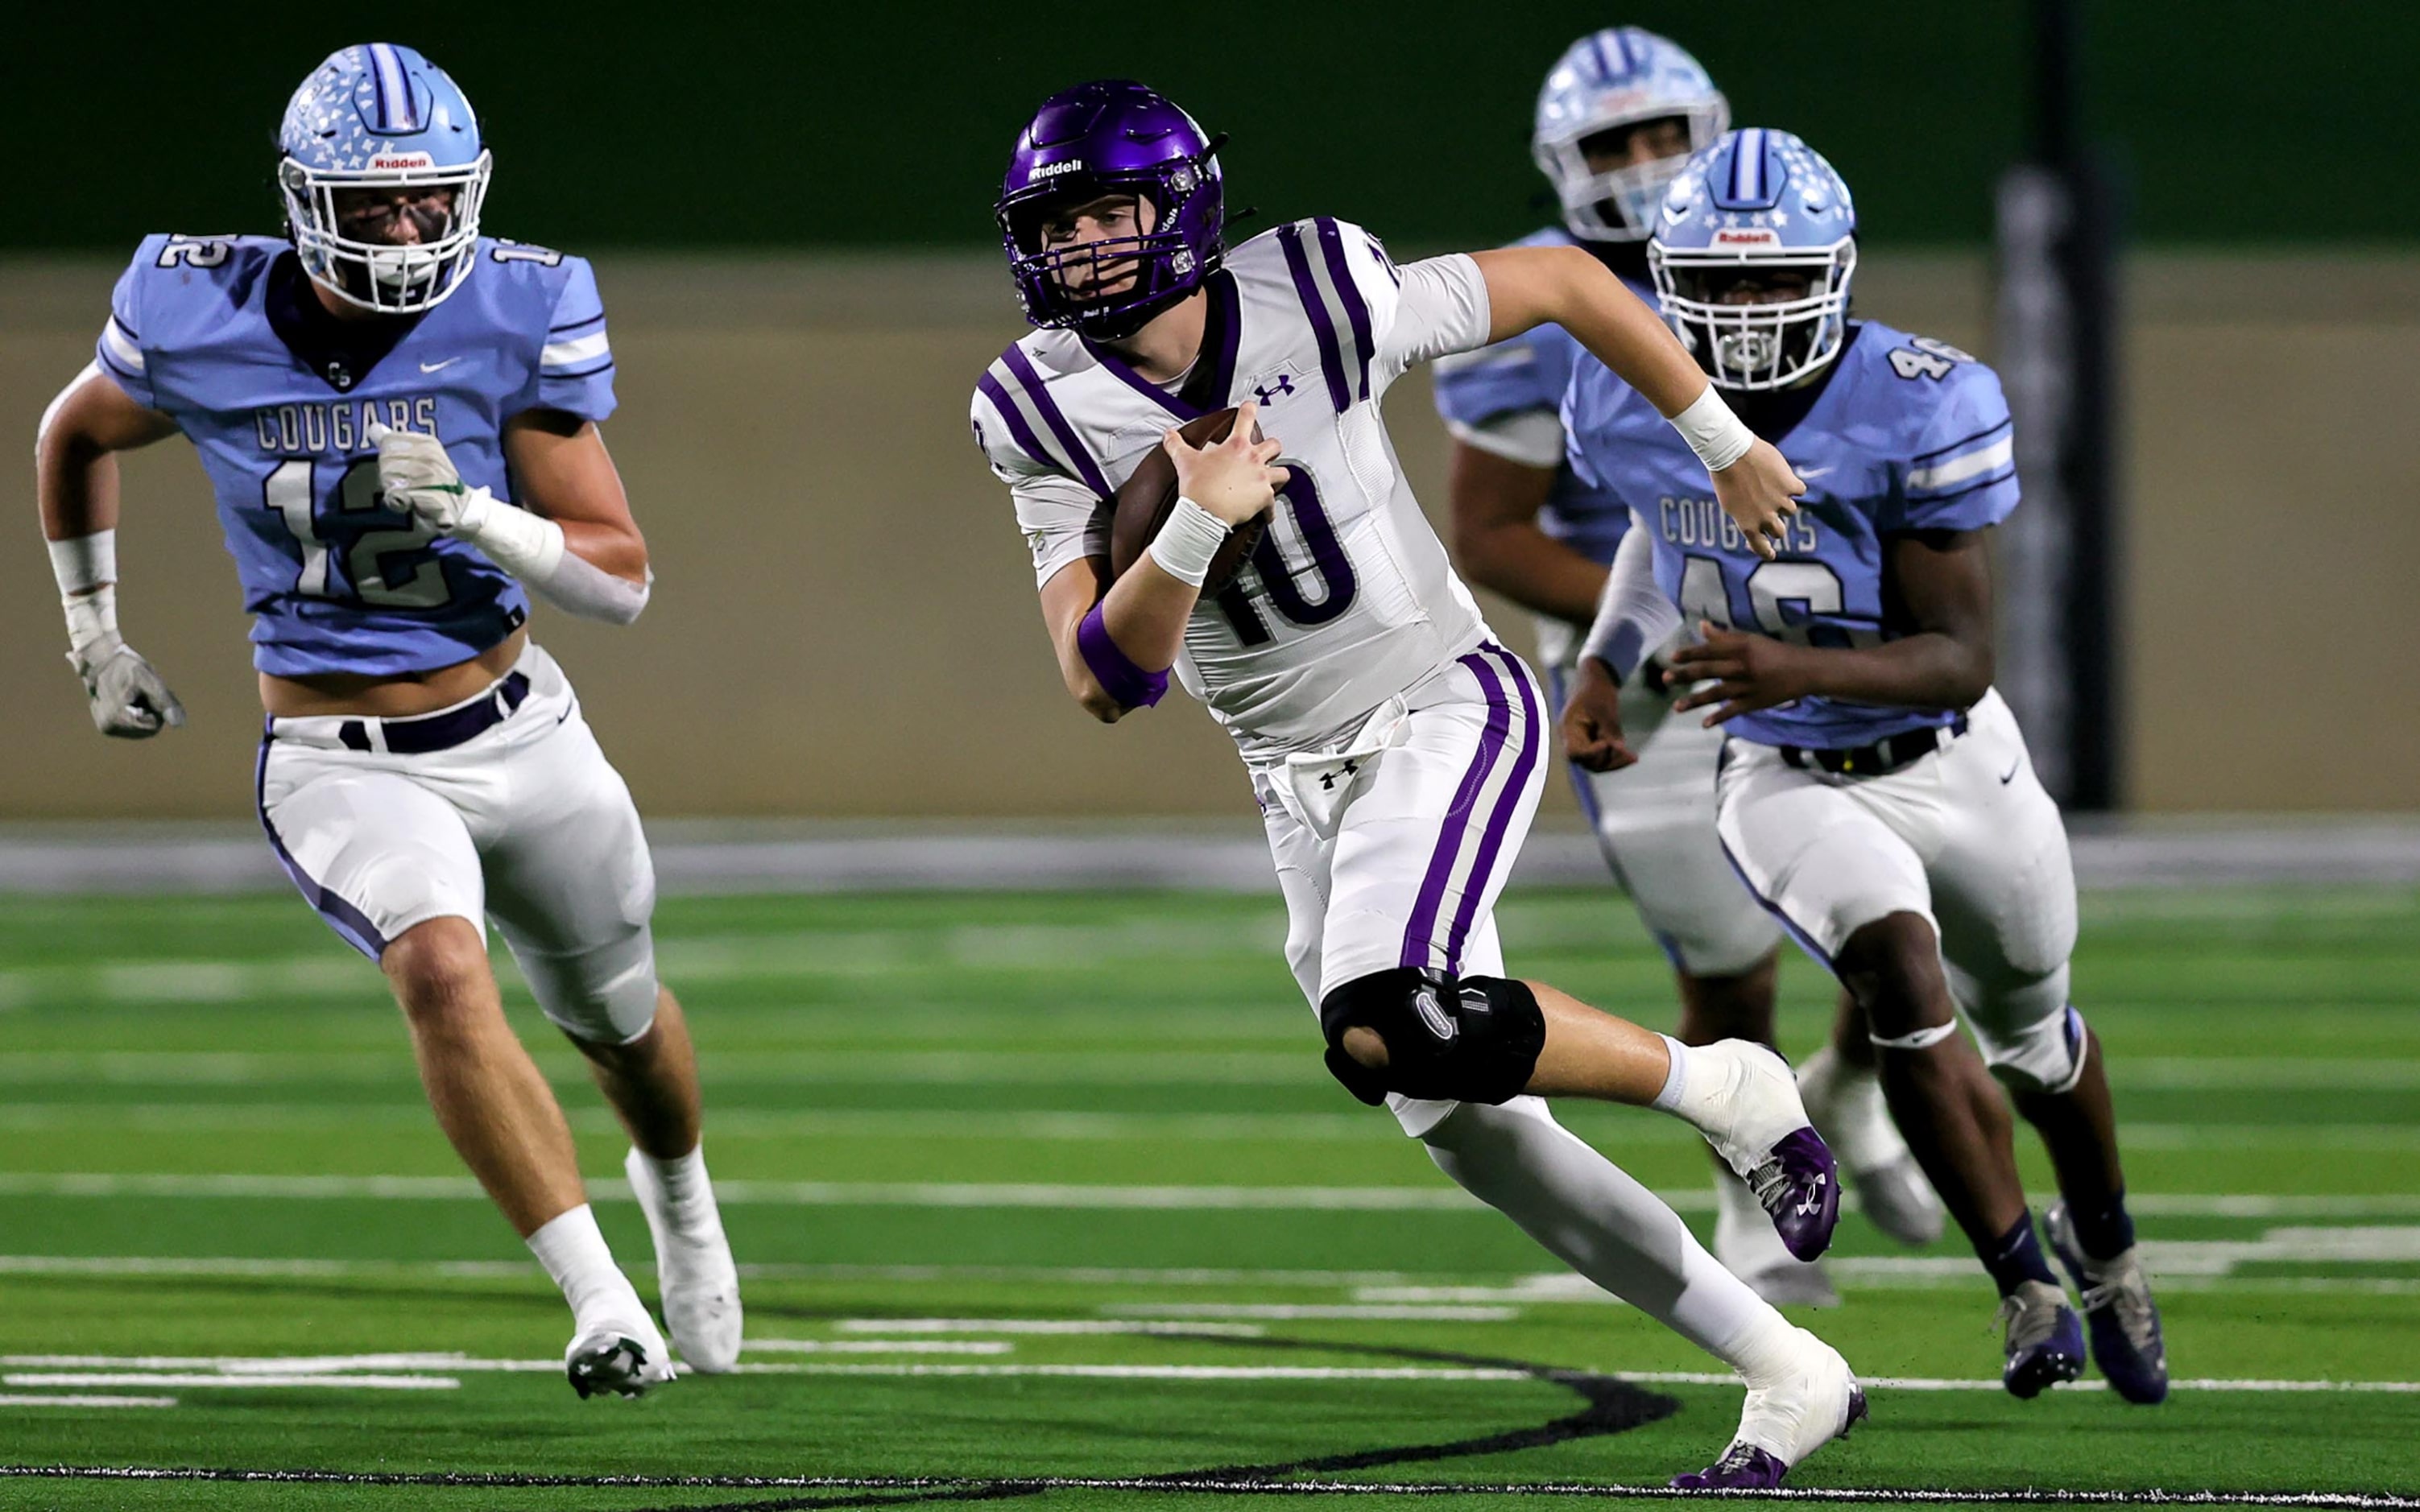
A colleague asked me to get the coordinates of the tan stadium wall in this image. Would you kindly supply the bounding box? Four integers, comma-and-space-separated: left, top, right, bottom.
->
2, 252, 2414, 820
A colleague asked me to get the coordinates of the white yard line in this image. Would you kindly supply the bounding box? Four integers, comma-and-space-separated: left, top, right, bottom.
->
2, 1373, 457, 1390
831, 1319, 1265, 1336
0, 1394, 175, 1408
1607, 1370, 2420, 1394
1098, 1304, 1518, 1321
727, 1363, 1532, 1381
738, 1341, 1013, 1354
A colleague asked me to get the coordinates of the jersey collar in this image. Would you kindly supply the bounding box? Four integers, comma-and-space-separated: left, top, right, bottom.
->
1725, 321, 1865, 445
1080, 268, 1241, 421
265, 251, 427, 395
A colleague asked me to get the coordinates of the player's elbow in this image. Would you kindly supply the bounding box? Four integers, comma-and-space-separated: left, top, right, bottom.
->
1073, 680, 1124, 724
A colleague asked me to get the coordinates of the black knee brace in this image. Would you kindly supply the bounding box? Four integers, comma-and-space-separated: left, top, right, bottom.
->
1318, 967, 1545, 1107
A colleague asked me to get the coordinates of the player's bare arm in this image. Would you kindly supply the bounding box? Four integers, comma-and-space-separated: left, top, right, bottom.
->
1471, 244, 1804, 560
1446, 442, 1607, 623
1036, 401, 1284, 724
501, 411, 648, 583
1667, 527, 1994, 725
35, 366, 186, 737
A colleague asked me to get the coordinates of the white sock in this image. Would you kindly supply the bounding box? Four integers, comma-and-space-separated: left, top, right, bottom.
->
1801, 1047, 1902, 1171
526, 1204, 645, 1326
1421, 1098, 1788, 1382
1650, 1034, 1738, 1138
635, 1145, 720, 1229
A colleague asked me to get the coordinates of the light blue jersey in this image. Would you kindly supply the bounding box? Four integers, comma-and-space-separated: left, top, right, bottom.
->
97, 233, 615, 676
1429, 226, 1638, 565
1563, 320, 2020, 750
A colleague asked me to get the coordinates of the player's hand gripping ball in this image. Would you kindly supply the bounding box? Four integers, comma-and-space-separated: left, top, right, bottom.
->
1108, 405, 1282, 596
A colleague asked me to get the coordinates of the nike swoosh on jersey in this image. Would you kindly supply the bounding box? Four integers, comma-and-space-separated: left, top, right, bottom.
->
2000, 758, 2021, 784
419, 357, 461, 374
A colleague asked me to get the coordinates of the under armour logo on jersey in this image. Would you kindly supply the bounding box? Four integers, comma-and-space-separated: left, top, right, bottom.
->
1317, 758, 1360, 792
1253, 374, 1297, 406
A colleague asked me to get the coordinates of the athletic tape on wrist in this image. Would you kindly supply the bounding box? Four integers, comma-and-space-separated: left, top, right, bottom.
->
1669, 386, 1755, 473
48, 530, 117, 597
63, 580, 121, 655
457, 489, 567, 581
1142, 497, 1229, 589
1077, 600, 1168, 711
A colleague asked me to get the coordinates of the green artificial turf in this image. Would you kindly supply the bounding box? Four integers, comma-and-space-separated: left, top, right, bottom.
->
1, 884, 2414, 1509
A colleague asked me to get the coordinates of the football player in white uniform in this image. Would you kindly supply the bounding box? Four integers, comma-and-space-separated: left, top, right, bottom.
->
972, 80, 1861, 1489
1430, 28, 1941, 1307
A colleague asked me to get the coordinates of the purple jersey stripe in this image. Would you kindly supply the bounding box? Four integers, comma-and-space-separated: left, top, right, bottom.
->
1313, 219, 1375, 403
1001, 344, 1115, 498
1278, 224, 1351, 414
975, 371, 1061, 481
1442, 646, 1543, 971
1399, 651, 1516, 971
254, 736, 387, 961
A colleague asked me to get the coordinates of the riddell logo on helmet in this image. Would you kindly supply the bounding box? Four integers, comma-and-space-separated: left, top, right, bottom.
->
1714, 228, 1781, 249
370, 152, 436, 170
1029, 159, 1085, 182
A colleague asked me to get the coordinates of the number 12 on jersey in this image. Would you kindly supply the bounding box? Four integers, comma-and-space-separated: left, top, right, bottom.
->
263, 458, 453, 609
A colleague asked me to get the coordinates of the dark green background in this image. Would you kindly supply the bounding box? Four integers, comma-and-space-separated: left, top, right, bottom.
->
18, 2, 2401, 253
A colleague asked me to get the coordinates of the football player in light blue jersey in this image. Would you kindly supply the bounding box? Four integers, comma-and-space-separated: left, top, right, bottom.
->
1432, 30, 1940, 1308
33, 43, 738, 1399
1561, 129, 2167, 1404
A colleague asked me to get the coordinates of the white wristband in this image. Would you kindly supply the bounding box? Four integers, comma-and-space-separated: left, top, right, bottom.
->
1143, 496, 1230, 589
457, 490, 568, 581
49, 530, 117, 597
1669, 385, 1755, 473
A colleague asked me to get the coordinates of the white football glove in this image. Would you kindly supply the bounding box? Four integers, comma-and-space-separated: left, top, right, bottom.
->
370, 421, 493, 535
69, 633, 184, 739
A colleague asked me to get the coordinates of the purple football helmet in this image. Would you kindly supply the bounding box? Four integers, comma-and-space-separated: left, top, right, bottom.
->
995, 80, 1225, 341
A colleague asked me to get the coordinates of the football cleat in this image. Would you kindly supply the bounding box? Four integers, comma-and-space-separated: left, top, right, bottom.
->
1997, 1279, 2087, 1399
565, 1316, 675, 1400
1692, 1041, 1843, 1261
1797, 1047, 1944, 1248
2046, 1201, 2169, 1405
1673, 1328, 1866, 1489
625, 1147, 744, 1374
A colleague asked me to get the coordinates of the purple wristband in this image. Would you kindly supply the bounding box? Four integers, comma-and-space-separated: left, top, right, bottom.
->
1077, 601, 1169, 710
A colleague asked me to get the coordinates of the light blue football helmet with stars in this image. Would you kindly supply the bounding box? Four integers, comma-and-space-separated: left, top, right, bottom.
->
1532, 27, 1730, 243
277, 43, 493, 314
1650, 127, 1858, 390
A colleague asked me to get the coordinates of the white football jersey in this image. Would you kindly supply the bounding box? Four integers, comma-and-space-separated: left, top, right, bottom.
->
973, 218, 1499, 762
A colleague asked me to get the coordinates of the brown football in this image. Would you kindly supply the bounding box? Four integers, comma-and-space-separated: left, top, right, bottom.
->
1107, 407, 1269, 597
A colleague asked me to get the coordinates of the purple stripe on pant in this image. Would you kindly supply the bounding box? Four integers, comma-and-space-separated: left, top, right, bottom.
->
1399, 644, 1526, 973
1442, 647, 1543, 970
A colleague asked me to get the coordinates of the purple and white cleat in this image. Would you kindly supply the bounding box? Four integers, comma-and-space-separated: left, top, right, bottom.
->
1673, 1328, 1867, 1489
1687, 1042, 1843, 1261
